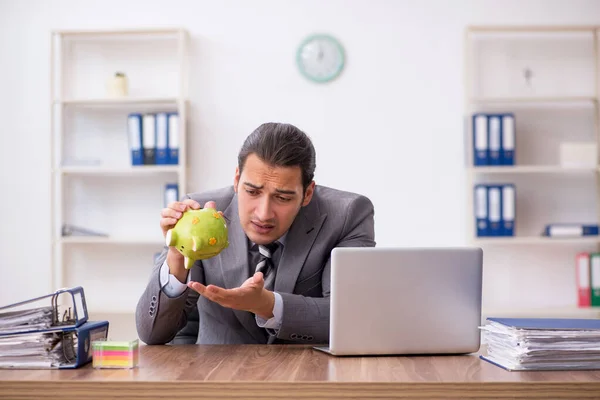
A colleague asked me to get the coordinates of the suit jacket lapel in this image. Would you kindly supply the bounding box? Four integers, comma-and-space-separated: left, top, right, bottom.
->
218, 194, 266, 342
275, 199, 327, 294
219, 193, 249, 290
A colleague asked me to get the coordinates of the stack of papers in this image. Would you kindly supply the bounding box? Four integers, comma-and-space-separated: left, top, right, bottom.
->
0, 287, 108, 369
480, 318, 600, 371
0, 306, 54, 335
0, 331, 75, 369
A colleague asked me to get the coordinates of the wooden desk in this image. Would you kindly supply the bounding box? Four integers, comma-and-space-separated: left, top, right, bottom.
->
1, 345, 599, 399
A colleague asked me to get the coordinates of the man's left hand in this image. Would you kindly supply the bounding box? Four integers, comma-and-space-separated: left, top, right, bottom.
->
187, 272, 275, 320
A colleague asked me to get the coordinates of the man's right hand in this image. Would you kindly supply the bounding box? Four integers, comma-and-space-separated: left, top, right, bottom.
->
160, 199, 216, 283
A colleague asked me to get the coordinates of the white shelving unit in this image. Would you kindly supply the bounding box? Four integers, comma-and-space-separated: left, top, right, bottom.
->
50, 28, 189, 325
464, 26, 600, 319
466, 166, 598, 174
54, 97, 180, 106
59, 165, 181, 176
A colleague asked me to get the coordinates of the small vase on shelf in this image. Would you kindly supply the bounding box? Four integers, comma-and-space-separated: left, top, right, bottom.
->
106, 72, 128, 97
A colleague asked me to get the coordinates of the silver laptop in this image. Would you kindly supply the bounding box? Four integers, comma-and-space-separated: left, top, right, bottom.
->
314, 247, 483, 356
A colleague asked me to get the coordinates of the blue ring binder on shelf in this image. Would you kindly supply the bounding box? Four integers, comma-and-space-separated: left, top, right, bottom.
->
0, 287, 109, 369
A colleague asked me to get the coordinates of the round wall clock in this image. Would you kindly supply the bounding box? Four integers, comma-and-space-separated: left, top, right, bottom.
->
296, 34, 345, 83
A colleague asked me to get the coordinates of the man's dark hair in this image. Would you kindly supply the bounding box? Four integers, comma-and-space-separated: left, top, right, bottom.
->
238, 122, 316, 192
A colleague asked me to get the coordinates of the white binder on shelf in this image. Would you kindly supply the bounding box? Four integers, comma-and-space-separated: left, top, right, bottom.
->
502, 184, 515, 236
164, 183, 179, 207
488, 116, 501, 166
501, 114, 515, 166
142, 114, 156, 165
127, 113, 143, 166
155, 112, 169, 165
168, 113, 179, 165
488, 186, 502, 236
472, 114, 489, 166
474, 184, 488, 237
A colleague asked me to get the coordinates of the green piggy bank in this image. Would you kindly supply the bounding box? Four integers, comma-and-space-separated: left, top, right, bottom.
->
165, 207, 229, 269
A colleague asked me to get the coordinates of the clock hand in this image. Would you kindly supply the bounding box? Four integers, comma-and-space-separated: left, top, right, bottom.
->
317, 43, 324, 61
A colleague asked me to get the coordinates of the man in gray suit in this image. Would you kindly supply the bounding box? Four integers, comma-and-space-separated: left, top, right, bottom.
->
136, 122, 375, 345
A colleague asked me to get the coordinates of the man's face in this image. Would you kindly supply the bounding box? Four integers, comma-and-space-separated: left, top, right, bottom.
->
234, 153, 314, 245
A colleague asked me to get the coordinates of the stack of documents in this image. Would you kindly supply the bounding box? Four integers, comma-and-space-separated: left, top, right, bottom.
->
0, 330, 76, 369
0, 306, 54, 335
0, 287, 109, 369
481, 318, 600, 371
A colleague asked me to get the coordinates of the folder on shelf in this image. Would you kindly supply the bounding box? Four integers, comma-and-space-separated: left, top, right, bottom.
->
488, 115, 502, 166
501, 113, 515, 166
164, 183, 179, 208
155, 112, 169, 165
61, 224, 108, 238
487, 185, 502, 236
480, 317, 600, 371
501, 184, 515, 236
127, 113, 143, 166
472, 114, 489, 166
474, 184, 488, 237
576, 253, 591, 307
142, 114, 157, 165
591, 253, 600, 307
168, 112, 180, 165
544, 224, 599, 237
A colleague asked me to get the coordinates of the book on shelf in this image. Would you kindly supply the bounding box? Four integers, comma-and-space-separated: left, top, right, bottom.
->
127, 112, 180, 167
576, 253, 592, 307
544, 224, 599, 238
473, 184, 515, 237
471, 112, 515, 167
164, 183, 179, 208
574, 252, 600, 308
61, 224, 108, 237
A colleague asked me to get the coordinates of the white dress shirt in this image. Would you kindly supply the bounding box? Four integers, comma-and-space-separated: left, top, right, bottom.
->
159, 233, 287, 331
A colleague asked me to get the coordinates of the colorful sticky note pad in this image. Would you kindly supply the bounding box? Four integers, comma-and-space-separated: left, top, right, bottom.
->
92, 339, 139, 369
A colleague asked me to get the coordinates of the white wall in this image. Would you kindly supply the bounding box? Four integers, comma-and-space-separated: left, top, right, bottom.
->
2, 0, 600, 313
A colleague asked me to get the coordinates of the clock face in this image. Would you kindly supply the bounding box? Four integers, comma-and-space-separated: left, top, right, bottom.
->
297, 34, 345, 83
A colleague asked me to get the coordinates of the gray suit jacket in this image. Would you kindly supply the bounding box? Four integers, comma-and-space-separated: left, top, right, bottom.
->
135, 184, 375, 345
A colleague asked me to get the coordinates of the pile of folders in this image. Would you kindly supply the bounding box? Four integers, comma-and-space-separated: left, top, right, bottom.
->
0, 287, 108, 369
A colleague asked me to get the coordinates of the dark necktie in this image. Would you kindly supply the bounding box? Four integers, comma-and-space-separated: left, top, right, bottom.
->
255, 242, 279, 291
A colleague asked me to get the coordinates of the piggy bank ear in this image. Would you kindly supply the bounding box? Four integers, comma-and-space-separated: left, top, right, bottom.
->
165, 229, 177, 247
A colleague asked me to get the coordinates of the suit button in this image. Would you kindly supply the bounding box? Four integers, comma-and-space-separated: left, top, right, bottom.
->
290, 333, 298, 339
307, 335, 314, 341
152, 295, 157, 302
301, 335, 308, 341
149, 310, 154, 317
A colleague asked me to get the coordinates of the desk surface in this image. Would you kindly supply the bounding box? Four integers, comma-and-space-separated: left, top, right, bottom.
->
1, 345, 600, 399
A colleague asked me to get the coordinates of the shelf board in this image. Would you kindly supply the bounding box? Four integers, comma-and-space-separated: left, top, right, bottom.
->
482, 306, 600, 319
59, 165, 180, 176
473, 236, 600, 245
469, 96, 596, 104
53, 27, 185, 37
468, 165, 597, 174
60, 236, 165, 245
54, 97, 183, 106
467, 25, 599, 33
